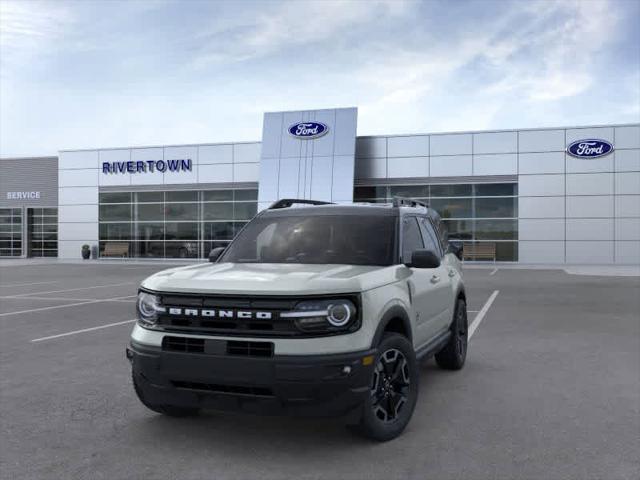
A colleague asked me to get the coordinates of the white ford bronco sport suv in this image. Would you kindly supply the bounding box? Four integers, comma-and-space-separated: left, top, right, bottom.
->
128, 198, 467, 441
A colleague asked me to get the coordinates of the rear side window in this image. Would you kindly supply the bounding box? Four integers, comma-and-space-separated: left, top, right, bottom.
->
419, 217, 442, 257
402, 217, 424, 263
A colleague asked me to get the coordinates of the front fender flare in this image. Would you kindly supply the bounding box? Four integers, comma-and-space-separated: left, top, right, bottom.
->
370, 304, 413, 348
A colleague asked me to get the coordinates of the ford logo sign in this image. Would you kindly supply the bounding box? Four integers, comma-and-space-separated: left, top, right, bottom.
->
288, 122, 329, 139
567, 139, 614, 159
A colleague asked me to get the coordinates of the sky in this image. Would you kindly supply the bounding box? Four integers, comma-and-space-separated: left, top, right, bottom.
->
0, 0, 638, 157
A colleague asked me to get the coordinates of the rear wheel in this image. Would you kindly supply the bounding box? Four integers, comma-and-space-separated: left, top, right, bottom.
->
352, 333, 418, 442
435, 298, 468, 370
132, 373, 199, 417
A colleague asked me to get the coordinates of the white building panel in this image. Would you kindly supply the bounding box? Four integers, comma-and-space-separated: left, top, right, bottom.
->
566, 196, 614, 218
519, 241, 565, 263
129, 148, 165, 186
260, 112, 283, 159
473, 154, 517, 176
387, 156, 428, 178
566, 219, 613, 241
334, 108, 358, 157
308, 110, 336, 157
430, 155, 472, 177
566, 173, 613, 196
615, 218, 640, 241
332, 155, 356, 202
387, 135, 429, 157
614, 125, 640, 149
519, 197, 565, 218
518, 152, 565, 175
430, 133, 472, 156
198, 144, 233, 164
279, 111, 306, 158
234, 162, 259, 182
356, 137, 386, 158
615, 172, 640, 195
233, 142, 261, 163
566, 127, 614, 144
355, 157, 386, 179
59, 150, 99, 170
518, 174, 565, 196
615, 241, 640, 264
162, 146, 198, 185
98, 149, 133, 186
310, 156, 333, 201
58, 187, 98, 205
473, 131, 517, 154
518, 129, 565, 153
566, 153, 614, 174
198, 163, 233, 183
58, 222, 99, 241
519, 219, 564, 241
59, 204, 98, 223
566, 241, 613, 264
615, 149, 640, 172
615, 196, 640, 218
60, 169, 99, 187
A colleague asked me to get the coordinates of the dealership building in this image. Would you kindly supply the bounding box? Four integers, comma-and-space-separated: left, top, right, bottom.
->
1, 107, 639, 264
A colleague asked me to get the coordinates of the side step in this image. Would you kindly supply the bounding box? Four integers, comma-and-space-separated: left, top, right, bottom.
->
415, 330, 451, 361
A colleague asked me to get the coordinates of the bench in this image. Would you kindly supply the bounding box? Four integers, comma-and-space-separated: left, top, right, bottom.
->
462, 242, 496, 262
102, 242, 129, 258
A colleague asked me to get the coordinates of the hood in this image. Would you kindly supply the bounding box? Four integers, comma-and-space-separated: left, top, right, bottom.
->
140, 262, 404, 295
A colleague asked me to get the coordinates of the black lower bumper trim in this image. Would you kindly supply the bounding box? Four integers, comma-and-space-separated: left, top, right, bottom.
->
129, 340, 376, 417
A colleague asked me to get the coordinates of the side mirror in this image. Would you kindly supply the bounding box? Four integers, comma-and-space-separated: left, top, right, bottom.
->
208, 247, 226, 263
448, 241, 463, 261
406, 249, 441, 269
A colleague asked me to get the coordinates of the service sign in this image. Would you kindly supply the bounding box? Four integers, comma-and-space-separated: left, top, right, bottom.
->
288, 122, 329, 139
566, 139, 613, 159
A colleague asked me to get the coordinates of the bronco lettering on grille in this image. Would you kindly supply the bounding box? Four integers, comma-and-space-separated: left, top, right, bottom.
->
167, 308, 273, 320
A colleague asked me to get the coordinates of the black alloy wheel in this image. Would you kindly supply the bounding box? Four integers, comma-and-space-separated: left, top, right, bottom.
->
371, 348, 410, 423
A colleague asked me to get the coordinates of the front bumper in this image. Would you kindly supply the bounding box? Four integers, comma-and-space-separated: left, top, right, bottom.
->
128, 340, 376, 417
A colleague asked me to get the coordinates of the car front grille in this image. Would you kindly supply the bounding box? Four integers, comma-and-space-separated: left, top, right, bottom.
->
162, 336, 274, 357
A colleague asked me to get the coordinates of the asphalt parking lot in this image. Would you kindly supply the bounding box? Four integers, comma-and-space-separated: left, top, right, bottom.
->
0, 261, 638, 480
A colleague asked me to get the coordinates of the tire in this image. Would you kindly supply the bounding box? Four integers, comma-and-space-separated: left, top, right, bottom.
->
435, 298, 468, 371
132, 373, 200, 417
352, 333, 419, 442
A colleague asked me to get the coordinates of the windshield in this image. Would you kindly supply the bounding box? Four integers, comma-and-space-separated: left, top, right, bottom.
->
220, 214, 397, 266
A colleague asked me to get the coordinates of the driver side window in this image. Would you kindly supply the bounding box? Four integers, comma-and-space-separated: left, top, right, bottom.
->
402, 217, 424, 263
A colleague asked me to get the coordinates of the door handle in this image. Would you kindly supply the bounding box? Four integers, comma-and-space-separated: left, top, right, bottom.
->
430, 275, 440, 284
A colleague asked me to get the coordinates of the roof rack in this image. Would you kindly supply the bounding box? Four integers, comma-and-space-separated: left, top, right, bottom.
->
268, 198, 334, 210
392, 197, 429, 209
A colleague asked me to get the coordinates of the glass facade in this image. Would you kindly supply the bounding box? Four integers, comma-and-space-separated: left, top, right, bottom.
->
98, 189, 258, 258
27, 208, 58, 257
0, 208, 23, 257
354, 182, 518, 261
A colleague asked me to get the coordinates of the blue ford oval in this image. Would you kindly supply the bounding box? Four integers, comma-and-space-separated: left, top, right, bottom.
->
567, 139, 614, 158
288, 122, 329, 139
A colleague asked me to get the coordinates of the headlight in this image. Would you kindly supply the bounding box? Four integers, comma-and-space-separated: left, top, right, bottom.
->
281, 299, 358, 333
136, 292, 165, 326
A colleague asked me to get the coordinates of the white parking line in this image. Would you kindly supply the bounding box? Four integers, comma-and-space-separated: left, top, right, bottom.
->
0, 295, 136, 302
468, 290, 499, 340
489, 268, 498, 276
8, 282, 135, 298
0, 295, 136, 317
0, 281, 57, 288
31, 319, 136, 343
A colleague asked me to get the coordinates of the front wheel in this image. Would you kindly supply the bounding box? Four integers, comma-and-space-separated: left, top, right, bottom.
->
352, 333, 419, 442
435, 298, 468, 370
